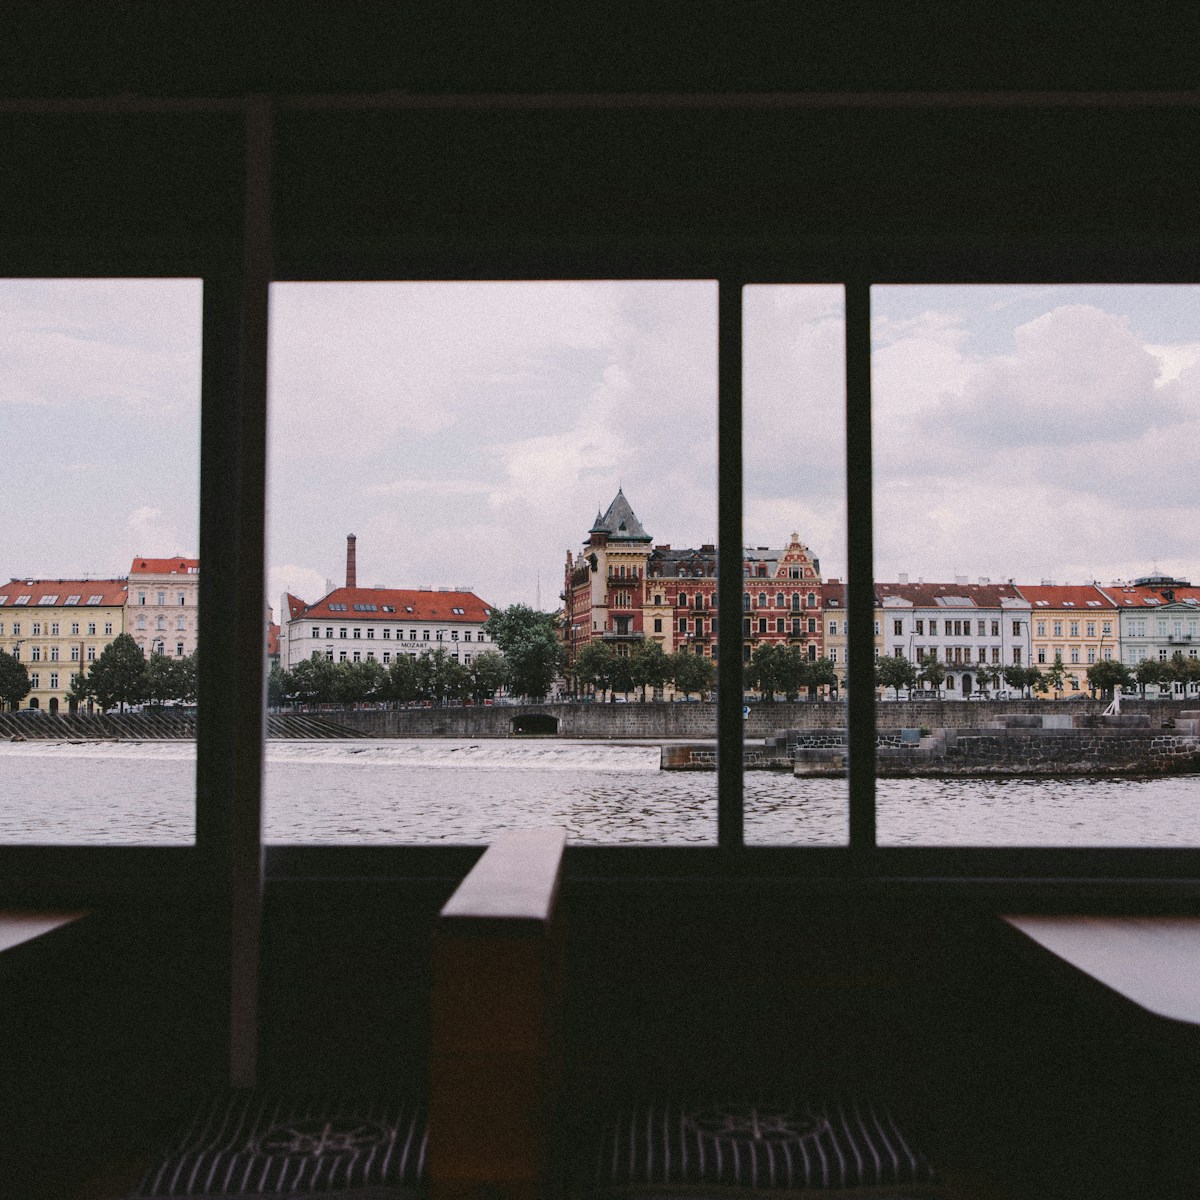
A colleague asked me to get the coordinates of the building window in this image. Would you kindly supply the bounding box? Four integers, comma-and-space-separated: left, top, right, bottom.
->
49, 672, 58, 689
51, 622, 59, 635
31, 647, 40, 662
326, 627, 333, 638
32, 622, 41, 636
70, 646, 80, 661
104, 622, 112, 635
30, 673, 39, 688
927, 620, 936, 635
366, 627, 374, 638
775, 618, 784, 633
138, 593, 146, 605
1012, 647, 1022, 664
353, 628, 361, 638
340, 628, 347, 638
382, 628, 390, 639
177, 616, 186, 630
893, 619, 903, 636
87, 646, 96, 661
176, 643, 184, 656
157, 591, 165, 606
423, 630, 430, 640
49, 646, 59, 661
757, 618, 767, 634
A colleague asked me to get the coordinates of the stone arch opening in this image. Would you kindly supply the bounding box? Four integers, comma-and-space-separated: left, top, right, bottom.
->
49, 697, 59, 714
511, 713, 559, 736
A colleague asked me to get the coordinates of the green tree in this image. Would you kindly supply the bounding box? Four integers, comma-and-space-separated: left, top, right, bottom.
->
85, 633, 148, 712
174, 652, 197, 704
745, 642, 781, 702
332, 659, 387, 705
485, 605, 563, 702
145, 653, 183, 709
267, 663, 291, 708
1002, 663, 1030, 698
607, 649, 636, 700
386, 654, 419, 705
573, 640, 615, 700
917, 652, 946, 697
291, 655, 338, 705
1135, 658, 1168, 697
774, 645, 810, 700
414, 647, 471, 705
876, 654, 917, 700
1086, 658, 1133, 700
807, 656, 839, 698
668, 650, 715, 700
0, 649, 31, 711
974, 663, 996, 696
469, 650, 508, 702
628, 639, 669, 701
1044, 654, 1068, 697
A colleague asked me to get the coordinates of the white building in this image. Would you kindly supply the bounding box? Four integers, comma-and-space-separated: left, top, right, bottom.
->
878, 581, 1032, 696
282, 586, 497, 669
128, 556, 200, 658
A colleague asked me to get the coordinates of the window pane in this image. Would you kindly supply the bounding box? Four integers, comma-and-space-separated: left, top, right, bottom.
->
873, 284, 1200, 845
266, 281, 717, 843
0, 279, 202, 844
742, 285, 848, 844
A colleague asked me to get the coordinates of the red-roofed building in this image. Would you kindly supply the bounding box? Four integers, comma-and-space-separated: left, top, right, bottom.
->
128, 555, 200, 658
0, 578, 128, 712
1099, 578, 1200, 694
877, 581, 1031, 696
283, 586, 498, 669
1017, 584, 1118, 695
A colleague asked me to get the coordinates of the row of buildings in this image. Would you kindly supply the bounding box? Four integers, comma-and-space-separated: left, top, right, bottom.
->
563, 490, 1200, 699
0, 557, 201, 712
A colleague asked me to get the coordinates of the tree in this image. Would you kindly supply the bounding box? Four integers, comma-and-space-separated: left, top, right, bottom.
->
1135, 658, 1169, 697
745, 642, 781, 702
1044, 654, 1068, 698
1086, 658, 1133, 700
485, 605, 563, 701
606, 650, 636, 700
668, 650, 715, 700
386, 654, 419, 705
774, 645, 810, 700
876, 654, 917, 700
413, 647, 471, 706
807, 656, 839, 699
1003, 663, 1033, 698
332, 659, 387, 706
469, 650, 508, 702
974, 663, 996, 696
628, 639, 669, 701
917, 652, 946, 697
0, 649, 31, 711
573, 640, 615, 700
291, 656, 338, 705
267, 663, 291, 708
85, 633, 147, 712
145, 653, 183, 708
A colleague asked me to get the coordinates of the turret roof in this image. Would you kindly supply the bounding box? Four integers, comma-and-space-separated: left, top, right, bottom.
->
589, 488, 652, 543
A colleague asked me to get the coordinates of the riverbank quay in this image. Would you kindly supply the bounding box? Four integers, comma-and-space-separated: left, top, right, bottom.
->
0, 711, 357, 741
661, 711, 1200, 777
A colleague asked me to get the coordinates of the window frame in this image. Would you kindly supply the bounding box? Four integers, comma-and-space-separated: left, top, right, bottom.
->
2, 106, 1199, 910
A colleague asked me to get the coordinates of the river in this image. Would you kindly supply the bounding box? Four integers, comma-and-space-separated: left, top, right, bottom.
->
1, 738, 1198, 846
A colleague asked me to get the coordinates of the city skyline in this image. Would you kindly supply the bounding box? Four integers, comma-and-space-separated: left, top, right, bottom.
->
3, 280, 1197, 607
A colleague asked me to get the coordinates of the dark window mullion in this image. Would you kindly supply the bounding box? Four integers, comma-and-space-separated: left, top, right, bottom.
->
844, 281, 876, 861
717, 280, 744, 850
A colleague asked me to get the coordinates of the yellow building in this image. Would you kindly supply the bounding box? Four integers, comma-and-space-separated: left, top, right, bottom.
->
0, 578, 128, 713
1018, 584, 1118, 697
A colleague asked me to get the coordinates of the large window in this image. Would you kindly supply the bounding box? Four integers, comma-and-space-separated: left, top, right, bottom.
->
872, 285, 1200, 846
265, 281, 718, 843
0, 278, 202, 844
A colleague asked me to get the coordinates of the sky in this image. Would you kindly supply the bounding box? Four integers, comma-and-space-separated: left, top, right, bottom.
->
2, 279, 1197, 610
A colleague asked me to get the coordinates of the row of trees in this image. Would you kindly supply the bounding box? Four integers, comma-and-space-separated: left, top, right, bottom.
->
743, 643, 838, 701
875, 650, 1200, 700
569, 639, 716, 701
0, 634, 198, 713
273, 604, 567, 708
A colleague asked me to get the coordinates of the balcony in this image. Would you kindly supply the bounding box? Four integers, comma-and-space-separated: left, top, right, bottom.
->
1168, 634, 1195, 644
601, 629, 645, 642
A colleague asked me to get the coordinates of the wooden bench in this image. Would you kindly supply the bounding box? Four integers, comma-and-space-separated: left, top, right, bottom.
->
429, 828, 567, 1200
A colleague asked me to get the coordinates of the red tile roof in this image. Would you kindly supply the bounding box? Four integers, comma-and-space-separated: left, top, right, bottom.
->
284, 592, 307, 621
1016, 584, 1117, 610
294, 586, 495, 624
875, 581, 1025, 608
267, 621, 280, 657
130, 556, 199, 575
1099, 584, 1200, 608
0, 578, 128, 607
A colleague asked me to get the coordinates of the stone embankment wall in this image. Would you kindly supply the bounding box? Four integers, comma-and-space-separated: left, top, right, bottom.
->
335, 699, 1192, 740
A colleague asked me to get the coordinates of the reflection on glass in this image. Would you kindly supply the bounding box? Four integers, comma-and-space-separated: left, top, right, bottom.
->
0, 278, 202, 844
872, 285, 1200, 846
266, 281, 717, 844
742, 285, 849, 844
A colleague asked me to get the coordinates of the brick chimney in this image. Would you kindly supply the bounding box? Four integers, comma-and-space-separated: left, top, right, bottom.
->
346, 534, 357, 589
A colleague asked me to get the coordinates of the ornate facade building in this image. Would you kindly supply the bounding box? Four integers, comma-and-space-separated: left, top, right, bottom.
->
562, 489, 827, 671
128, 556, 200, 659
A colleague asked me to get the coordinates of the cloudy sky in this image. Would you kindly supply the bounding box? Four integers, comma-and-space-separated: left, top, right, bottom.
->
3, 279, 1197, 608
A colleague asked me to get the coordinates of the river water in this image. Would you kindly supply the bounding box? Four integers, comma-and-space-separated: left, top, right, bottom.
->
1, 738, 1198, 846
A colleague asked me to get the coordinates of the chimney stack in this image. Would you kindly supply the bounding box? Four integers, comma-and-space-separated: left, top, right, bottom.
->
346, 534, 357, 589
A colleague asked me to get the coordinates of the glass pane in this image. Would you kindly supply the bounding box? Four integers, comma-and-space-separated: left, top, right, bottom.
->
266, 281, 717, 843
742, 285, 848, 844
873, 284, 1200, 845
0, 279, 202, 844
